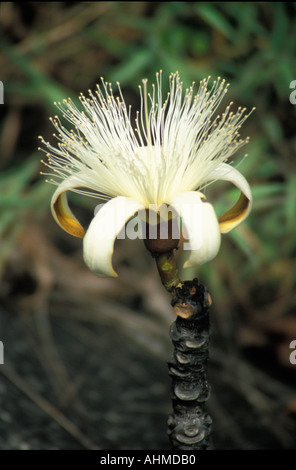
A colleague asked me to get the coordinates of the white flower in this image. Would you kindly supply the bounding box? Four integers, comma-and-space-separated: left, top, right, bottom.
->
39, 71, 253, 278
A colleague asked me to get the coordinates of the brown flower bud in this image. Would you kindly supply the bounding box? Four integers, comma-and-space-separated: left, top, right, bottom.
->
142, 206, 180, 254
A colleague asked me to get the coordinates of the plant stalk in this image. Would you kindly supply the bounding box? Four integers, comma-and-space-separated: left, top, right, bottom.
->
167, 278, 212, 450
154, 250, 182, 292
151, 249, 212, 449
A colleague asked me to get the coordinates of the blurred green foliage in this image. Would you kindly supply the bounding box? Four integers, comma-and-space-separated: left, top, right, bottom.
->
0, 156, 51, 275
0, 2, 296, 317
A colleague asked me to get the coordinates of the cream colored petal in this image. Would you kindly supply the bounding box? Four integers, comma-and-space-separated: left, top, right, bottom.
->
51, 175, 86, 238
83, 196, 145, 277
204, 163, 252, 233
166, 191, 221, 268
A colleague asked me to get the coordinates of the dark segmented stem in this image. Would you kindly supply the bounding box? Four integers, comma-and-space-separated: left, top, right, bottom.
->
167, 278, 212, 450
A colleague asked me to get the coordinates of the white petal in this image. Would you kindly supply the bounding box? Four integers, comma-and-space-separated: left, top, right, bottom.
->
166, 191, 221, 268
51, 174, 86, 238
204, 163, 252, 233
83, 196, 145, 277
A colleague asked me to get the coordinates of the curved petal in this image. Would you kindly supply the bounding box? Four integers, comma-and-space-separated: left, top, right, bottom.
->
204, 163, 252, 233
51, 175, 86, 238
166, 191, 221, 268
83, 196, 145, 277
